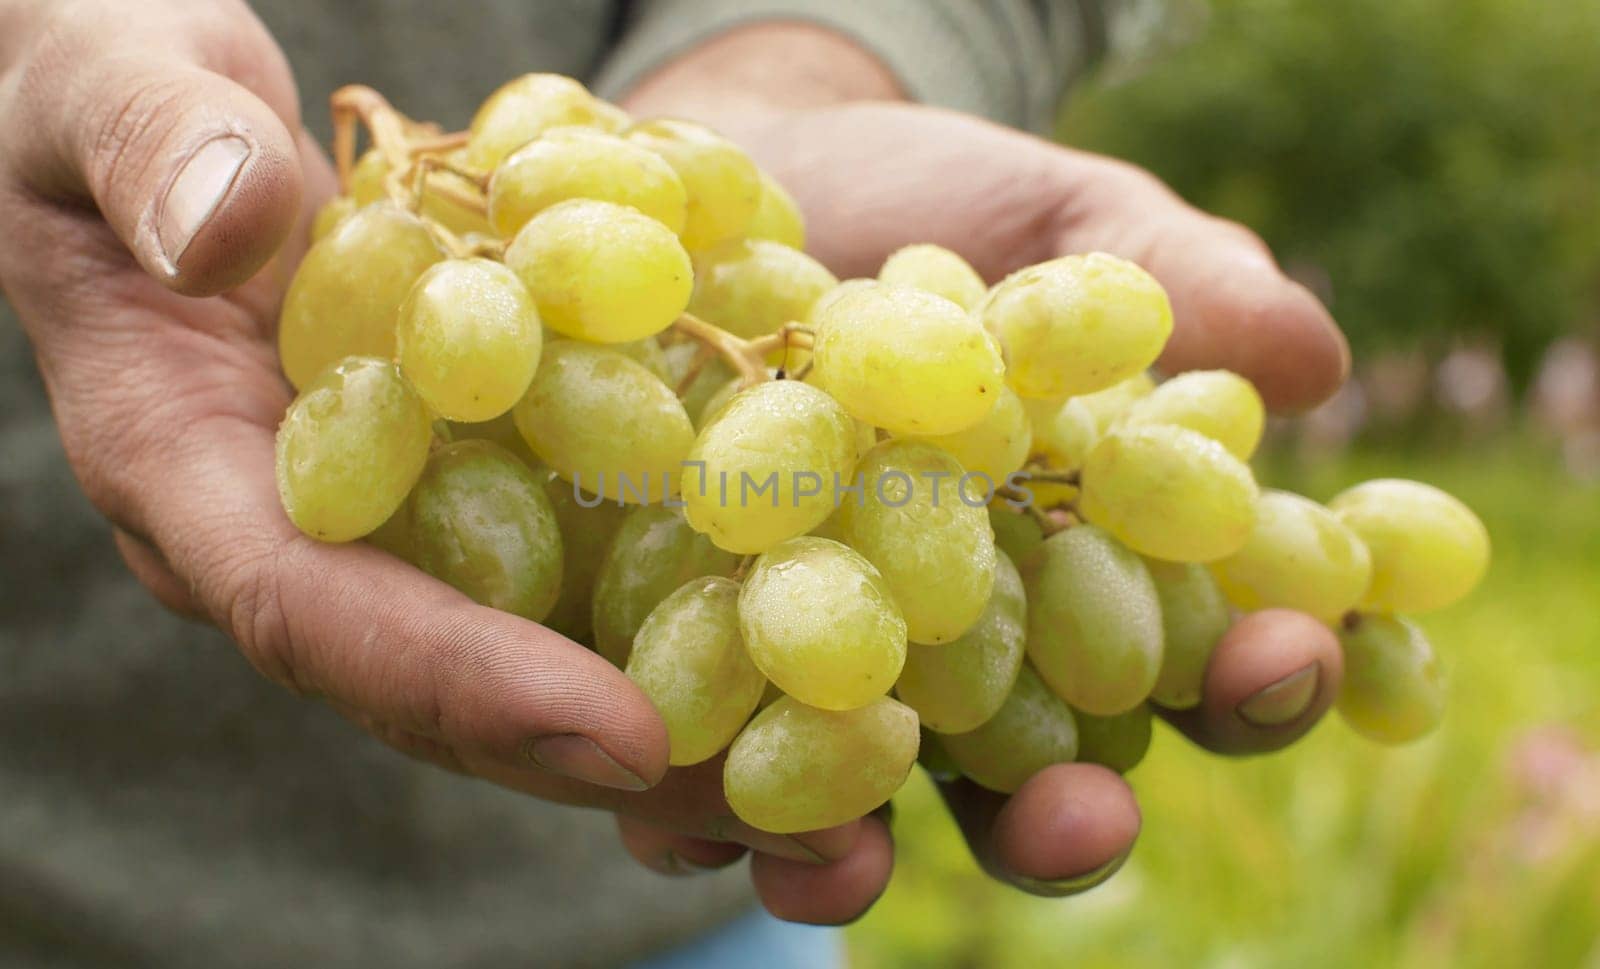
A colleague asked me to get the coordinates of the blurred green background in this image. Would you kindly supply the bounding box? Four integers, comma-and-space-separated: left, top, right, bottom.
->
850, 0, 1600, 965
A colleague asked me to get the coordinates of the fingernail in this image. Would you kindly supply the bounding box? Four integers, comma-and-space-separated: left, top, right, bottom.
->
526, 734, 649, 791
157, 135, 250, 271
1011, 847, 1131, 898
1238, 663, 1321, 727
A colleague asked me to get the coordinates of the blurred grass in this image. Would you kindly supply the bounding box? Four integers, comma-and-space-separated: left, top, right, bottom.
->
849, 440, 1600, 968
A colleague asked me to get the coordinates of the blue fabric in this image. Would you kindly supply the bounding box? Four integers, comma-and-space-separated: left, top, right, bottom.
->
631, 909, 843, 969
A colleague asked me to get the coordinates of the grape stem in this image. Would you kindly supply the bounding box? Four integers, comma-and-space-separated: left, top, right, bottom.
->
674, 345, 717, 396
671, 315, 813, 388
1021, 466, 1081, 487
997, 486, 1068, 536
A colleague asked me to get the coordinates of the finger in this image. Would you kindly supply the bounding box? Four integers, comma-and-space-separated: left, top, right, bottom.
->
940, 763, 1139, 896
750, 815, 894, 925
1157, 608, 1344, 755
112, 526, 203, 620
615, 816, 748, 876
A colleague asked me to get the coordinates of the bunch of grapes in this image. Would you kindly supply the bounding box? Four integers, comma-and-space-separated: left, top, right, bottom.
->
275, 75, 1490, 837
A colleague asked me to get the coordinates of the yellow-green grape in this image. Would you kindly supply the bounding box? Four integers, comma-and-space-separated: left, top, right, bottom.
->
683, 380, 858, 554
591, 505, 741, 667
1212, 490, 1373, 622
940, 665, 1078, 794
1123, 370, 1265, 461
612, 338, 673, 384
838, 440, 997, 645
1073, 704, 1153, 774
1024, 396, 1097, 471
512, 341, 695, 504
1329, 479, 1490, 613
625, 577, 766, 766
805, 278, 878, 326
738, 537, 907, 710
811, 284, 1004, 436
1338, 614, 1445, 744
688, 239, 837, 341
1020, 525, 1163, 716
745, 169, 806, 249
877, 244, 987, 311
487, 127, 689, 237
1077, 373, 1156, 434
408, 440, 563, 621
625, 119, 760, 250
1080, 424, 1259, 562
311, 196, 356, 241
464, 73, 605, 169
589, 99, 633, 133
505, 199, 692, 343
661, 341, 736, 427
447, 412, 538, 467
541, 473, 630, 645
275, 357, 432, 542
725, 695, 919, 834
278, 204, 444, 389
349, 148, 494, 238
917, 730, 962, 782
982, 254, 1172, 399
693, 375, 742, 429
757, 680, 785, 711
366, 505, 414, 560
1145, 560, 1230, 710
895, 551, 1026, 733
988, 504, 1044, 563
907, 384, 1031, 485
396, 258, 542, 423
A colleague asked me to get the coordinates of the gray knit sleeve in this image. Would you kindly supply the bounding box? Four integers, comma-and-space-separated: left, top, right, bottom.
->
593, 0, 1112, 133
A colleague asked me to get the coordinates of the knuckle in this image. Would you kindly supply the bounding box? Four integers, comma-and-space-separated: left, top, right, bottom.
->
209, 533, 308, 695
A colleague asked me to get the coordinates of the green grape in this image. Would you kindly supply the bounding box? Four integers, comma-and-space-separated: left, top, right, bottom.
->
838, 440, 997, 645
805, 278, 878, 326
1077, 373, 1156, 434
1023, 396, 1097, 471
940, 665, 1078, 794
1020, 525, 1163, 716
683, 380, 859, 554
907, 385, 1032, 485
981, 253, 1173, 400
396, 258, 542, 423
725, 695, 919, 834
1338, 614, 1445, 744
310, 195, 356, 241
896, 552, 1026, 733
660, 341, 736, 427
745, 168, 806, 249
512, 341, 695, 504
688, 239, 837, 340
625, 119, 760, 250
877, 244, 987, 310
1073, 704, 1154, 774
811, 283, 1005, 436
1329, 479, 1490, 613
612, 337, 673, 384
757, 680, 785, 711
447, 412, 538, 467
1145, 560, 1230, 710
464, 73, 605, 169
738, 537, 907, 710
625, 577, 766, 766
487, 126, 688, 237
1080, 424, 1259, 562
1212, 490, 1373, 622
278, 204, 444, 389
541, 472, 630, 644
365, 505, 414, 560
275, 357, 432, 542
505, 199, 692, 344
1122, 370, 1265, 461
408, 440, 563, 621
916, 730, 962, 781
591, 505, 741, 667
988, 504, 1044, 563
349, 148, 495, 237
692, 375, 743, 429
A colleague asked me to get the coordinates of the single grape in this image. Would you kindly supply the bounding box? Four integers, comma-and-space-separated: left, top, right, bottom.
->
724, 695, 919, 834
877, 243, 987, 310
591, 505, 741, 667
512, 341, 695, 504
907, 385, 1032, 485
275, 357, 432, 542
811, 284, 1004, 436
683, 380, 859, 554
611, 337, 674, 384
505, 199, 692, 344
278, 204, 444, 389
1080, 424, 1260, 562
625, 119, 761, 250
1122, 370, 1265, 461
745, 168, 806, 249
738, 537, 907, 711
487, 126, 688, 237
1077, 373, 1157, 435
1212, 490, 1373, 622
1023, 396, 1097, 471
447, 412, 538, 467
625, 577, 766, 766
689, 238, 837, 341
1338, 614, 1445, 744
1073, 704, 1154, 774
940, 665, 1078, 794
589, 99, 633, 133
1020, 525, 1163, 716
310, 195, 356, 241
805, 278, 878, 326
1329, 479, 1490, 613
541, 472, 630, 645
981, 253, 1173, 399
365, 505, 414, 560
988, 504, 1045, 564
838, 440, 997, 645
1145, 559, 1230, 710
896, 551, 1027, 733
464, 73, 605, 169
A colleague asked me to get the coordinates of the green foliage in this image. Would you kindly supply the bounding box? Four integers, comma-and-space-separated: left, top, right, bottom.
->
1061, 0, 1600, 387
